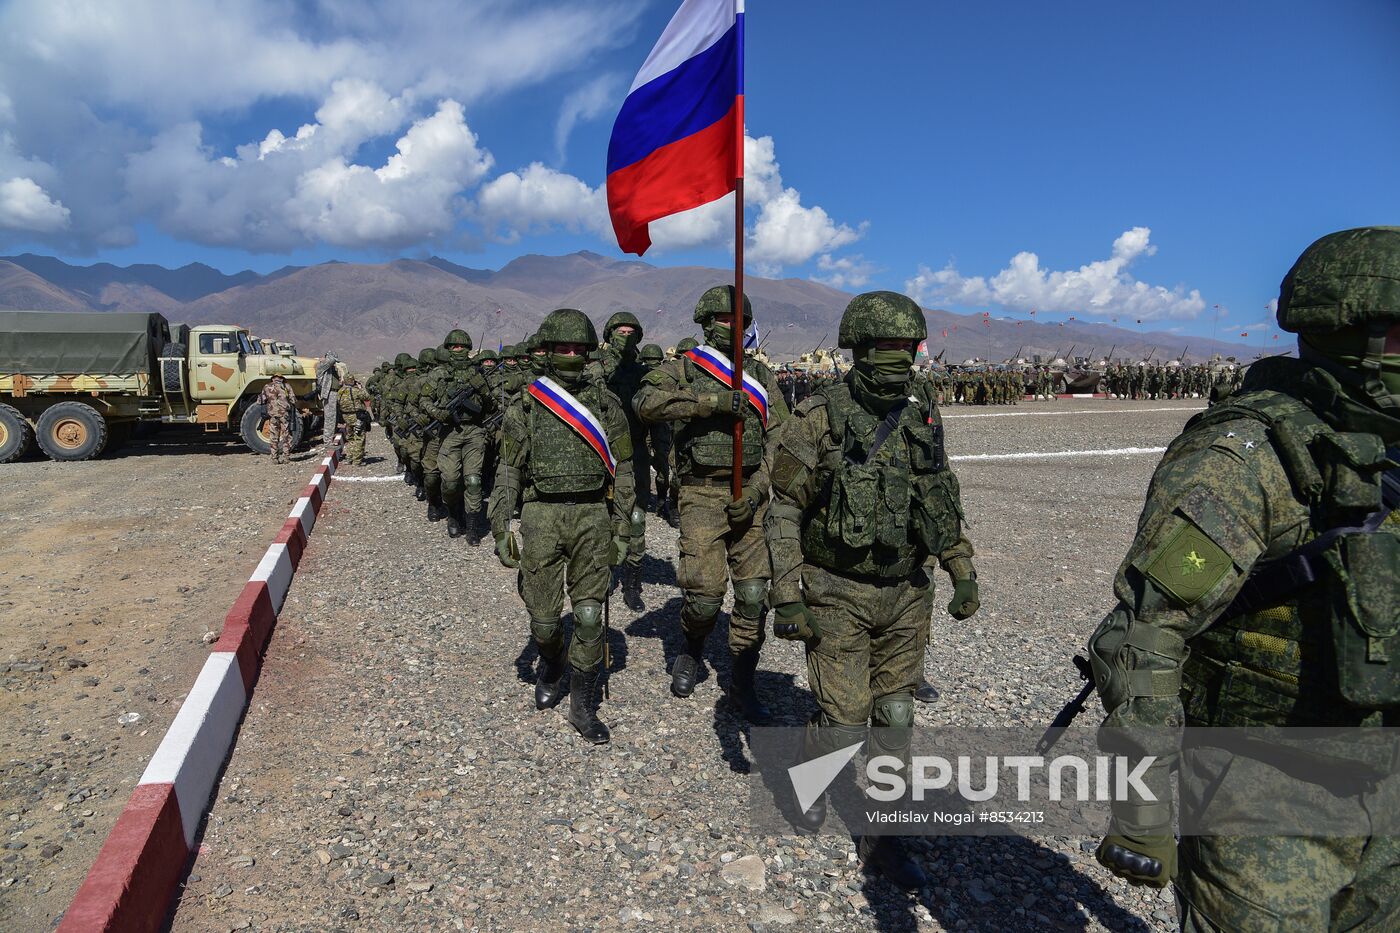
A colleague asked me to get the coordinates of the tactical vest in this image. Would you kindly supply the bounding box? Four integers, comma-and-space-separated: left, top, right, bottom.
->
524, 380, 612, 497
800, 383, 963, 579
1180, 390, 1400, 728
673, 355, 765, 477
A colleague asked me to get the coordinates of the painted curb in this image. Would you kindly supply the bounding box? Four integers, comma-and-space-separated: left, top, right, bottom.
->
59, 441, 344, 933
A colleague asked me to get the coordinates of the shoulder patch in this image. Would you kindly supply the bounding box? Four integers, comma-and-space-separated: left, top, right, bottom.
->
1141, 517, 1233, 606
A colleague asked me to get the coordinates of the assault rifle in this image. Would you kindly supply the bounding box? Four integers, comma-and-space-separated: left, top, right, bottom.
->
405, 386, 483, 437
1035, 655, 1096, 755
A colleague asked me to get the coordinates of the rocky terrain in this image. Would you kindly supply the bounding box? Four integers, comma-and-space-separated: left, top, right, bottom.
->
0, 398, 1205, 933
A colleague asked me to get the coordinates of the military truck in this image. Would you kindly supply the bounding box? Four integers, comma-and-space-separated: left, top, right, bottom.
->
0, 310, 319, 462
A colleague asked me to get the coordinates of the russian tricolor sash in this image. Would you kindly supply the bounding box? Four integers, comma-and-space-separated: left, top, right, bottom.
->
684, 345, 769, 427
527, 377, 617, 476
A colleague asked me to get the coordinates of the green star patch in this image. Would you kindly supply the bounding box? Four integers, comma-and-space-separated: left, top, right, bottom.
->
1143, 518, 1232, 606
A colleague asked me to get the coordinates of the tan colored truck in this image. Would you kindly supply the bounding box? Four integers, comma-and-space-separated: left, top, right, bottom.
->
0, 310, 320, 462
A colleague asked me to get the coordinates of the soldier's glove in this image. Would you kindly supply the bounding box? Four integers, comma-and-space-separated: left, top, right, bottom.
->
947, 578, 980, 620
1095, 831, 1176, 888
494, 532, 521, 569
610, 535, 629, 568
773, 601, 821, 645
701, 390, 746, 417
724, 492, 758, 527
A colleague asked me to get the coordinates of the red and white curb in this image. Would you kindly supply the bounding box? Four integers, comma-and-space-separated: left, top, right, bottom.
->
60, 442, 344, 933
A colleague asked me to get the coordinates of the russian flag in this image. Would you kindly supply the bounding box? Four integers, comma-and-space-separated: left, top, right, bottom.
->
607, 0, 743, 256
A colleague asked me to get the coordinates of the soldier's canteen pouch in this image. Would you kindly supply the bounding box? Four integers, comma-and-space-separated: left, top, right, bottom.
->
911, 469, 963, 555
1325, 531, 1400, 707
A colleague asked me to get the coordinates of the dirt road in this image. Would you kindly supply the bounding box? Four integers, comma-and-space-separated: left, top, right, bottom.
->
0, 429, 335, 931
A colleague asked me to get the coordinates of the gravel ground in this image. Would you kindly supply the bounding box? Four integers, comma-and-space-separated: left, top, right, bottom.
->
0, 429, 333, 932
157, 399, 1203, 933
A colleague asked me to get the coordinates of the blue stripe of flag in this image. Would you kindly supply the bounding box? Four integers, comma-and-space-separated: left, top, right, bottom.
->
606, 22, 738, 175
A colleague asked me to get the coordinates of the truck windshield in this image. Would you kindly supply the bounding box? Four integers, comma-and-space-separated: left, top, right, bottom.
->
238, 333, 255, 355
198, 332, 238, 355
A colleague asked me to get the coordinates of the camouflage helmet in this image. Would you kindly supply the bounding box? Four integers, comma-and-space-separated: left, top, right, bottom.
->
433, 347, 454, 364
838, 291, 928, 348
476, 349, 498, 362
1277, 226, 1400, 334
693, 285, 753, 325
639, 343, 664, 364
417, 348, 436, 366
676, 336, 700, 354
443, 329, 473, 350
394, 352, 414, 369
603, 311, 644, 340
535, 308, 598, 347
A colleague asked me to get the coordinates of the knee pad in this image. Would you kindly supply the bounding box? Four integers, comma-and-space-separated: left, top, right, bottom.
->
530, 616, 563, 654
732, 578, 768, 620
681, 593, 723, 627
465, 474, 482, 494
871, 693, 914, 730
571, 600, 603, 647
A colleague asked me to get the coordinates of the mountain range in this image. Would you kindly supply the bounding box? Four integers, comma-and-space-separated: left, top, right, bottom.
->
0, 251, 1258, 369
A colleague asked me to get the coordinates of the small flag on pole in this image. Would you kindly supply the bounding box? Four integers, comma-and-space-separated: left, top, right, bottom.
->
743, 320, 759, 349
606, 0, 744, 256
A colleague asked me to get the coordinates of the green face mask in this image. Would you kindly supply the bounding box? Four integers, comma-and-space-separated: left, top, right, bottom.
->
548, 352, 586, 380
704, 322, 733, 349
610, 332, 639, 358
1302, 329, 1400, 401
851, 347, 914, 412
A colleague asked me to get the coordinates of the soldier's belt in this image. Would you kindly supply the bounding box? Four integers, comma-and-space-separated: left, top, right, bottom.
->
531, 490, 608, 505
680, 470, 757, 487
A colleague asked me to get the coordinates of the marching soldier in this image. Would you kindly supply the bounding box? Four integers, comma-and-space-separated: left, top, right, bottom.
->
425, 330, 494, 543
766, 291, 980, 888
490, 309, 638, 745
601, 312, 651, 611
1087, 227, 1400, 928
635, 287, 790, 723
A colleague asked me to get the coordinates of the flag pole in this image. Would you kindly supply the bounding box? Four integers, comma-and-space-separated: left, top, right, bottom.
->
731, 0, 746, 501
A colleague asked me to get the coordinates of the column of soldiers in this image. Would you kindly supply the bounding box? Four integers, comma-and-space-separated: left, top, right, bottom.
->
1103, 361, 1244, 400
354, 227, 1399, 923
361, 287, 981, 887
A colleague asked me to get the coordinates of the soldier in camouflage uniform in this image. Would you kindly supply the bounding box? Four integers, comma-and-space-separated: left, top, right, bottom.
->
426, 330, 494, 543
639, 343, 675, 525
600, 312, 651, 611
397, 350, 436, 501
491, 309, 638, 745
767, 291, 980, 888
635, 287, 790, 722
382, 353, 414, 478
1088, 227, 1400, 930
415, 347, 455, 521
336, 374, 370, 465
258, 373, 296, 464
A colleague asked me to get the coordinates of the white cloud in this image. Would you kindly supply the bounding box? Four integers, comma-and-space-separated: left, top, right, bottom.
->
814, 254, 877, 290
0, 0, 640, 250
906, 227, 1206, 321
0, 177, 70, 232
554, 74, 623, 165
476, 162, 611, 241
127, 94, 492, 251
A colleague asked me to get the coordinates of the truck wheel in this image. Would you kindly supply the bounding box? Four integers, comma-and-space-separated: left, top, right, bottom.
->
240, 404, 305, 455
161, 343, 187, 394
0, 403, 34, 463
35, 401, 108, 461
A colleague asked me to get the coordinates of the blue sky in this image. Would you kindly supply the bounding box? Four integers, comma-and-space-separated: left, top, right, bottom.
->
1, 0, 1397, 340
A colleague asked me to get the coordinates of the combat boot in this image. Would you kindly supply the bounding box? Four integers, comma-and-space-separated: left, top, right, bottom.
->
427, 490, 447, 522
914, 679, 940, 704
857, 836, 927, 891
670, 634, 706, 698
567, 667, 610, 744
727, 646, 771, 724
446, 502, 465, 538
535, 653, 568, 710
414, 480, 426, 501
403, 468, 415, 486
464, 510, 483, 547
621, 565, 644, 611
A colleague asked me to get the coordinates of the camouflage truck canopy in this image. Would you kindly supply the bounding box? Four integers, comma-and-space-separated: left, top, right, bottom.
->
0, 310, 171, 376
